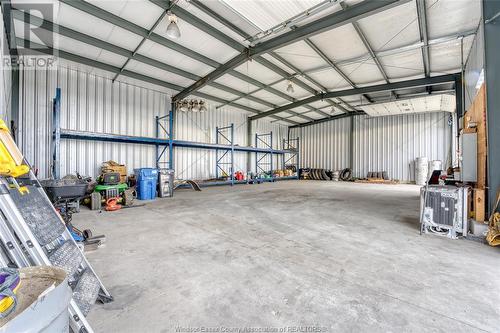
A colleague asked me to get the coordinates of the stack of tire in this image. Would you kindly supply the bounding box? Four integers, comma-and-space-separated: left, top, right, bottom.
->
308, 168, 330, 180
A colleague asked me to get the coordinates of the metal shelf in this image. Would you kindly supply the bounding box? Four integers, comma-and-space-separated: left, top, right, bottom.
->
58, 129, 296, 154
52, 88, 299, 183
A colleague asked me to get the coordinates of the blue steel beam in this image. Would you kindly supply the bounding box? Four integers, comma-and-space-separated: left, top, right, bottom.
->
60, 129, 296, 154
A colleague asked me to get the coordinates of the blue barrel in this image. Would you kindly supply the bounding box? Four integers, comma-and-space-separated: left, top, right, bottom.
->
134, 168, 158, 200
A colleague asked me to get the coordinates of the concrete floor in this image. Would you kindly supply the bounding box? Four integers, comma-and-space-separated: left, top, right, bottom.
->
73, 181, 500, 333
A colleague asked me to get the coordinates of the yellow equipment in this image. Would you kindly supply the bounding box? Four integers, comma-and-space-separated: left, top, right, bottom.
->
0, 120, 29, 178
486, 189, 500, 246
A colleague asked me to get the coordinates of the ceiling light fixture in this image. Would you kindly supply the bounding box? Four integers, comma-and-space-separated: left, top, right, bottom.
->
199, 100, 207, 112
178, 100, 189, 112
166, 12, 181, 39
286, 80, 294, 94
190, 100, 200, 112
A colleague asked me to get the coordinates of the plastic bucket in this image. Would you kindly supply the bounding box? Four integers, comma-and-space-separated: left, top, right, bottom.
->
415, 157, 429, 185
428, 160, 442, 178
0, 266, 72, 333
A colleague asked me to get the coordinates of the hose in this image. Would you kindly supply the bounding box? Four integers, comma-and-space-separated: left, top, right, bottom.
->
0, 268, 20, 318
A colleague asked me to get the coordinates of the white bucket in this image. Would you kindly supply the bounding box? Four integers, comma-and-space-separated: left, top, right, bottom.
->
0, 266, 72, 333
415, 157, 428, 185
428, 160, 442, 178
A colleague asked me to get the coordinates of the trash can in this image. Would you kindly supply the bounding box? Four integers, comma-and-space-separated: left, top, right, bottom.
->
0, 266, 72, 332
158, 169, 174, 198
135, 168, 158, 200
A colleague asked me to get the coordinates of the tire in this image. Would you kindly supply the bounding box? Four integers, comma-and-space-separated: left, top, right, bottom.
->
83, 229, 92, 239
340, 168, 352, 181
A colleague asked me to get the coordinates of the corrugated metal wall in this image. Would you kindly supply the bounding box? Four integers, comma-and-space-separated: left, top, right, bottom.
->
295, 116, 352, 171
0, 7, 12, 123
352, 113, 452, 181
18, 64, 287, 180
173, 109, 285, 180
291, 112, 453, 182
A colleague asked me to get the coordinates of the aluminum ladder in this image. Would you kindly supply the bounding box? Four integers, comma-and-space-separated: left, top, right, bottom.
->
0, 172, 112, 333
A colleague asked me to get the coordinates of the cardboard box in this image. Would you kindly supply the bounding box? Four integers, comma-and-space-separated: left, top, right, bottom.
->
102, 161, 127, 183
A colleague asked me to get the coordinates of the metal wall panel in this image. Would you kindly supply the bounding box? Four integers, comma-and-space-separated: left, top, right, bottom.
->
0, 8, 11, 123
292, 116, 351, 171
19, 65, 168, 178
352, 112, 452, 181
18, 64, 287, 180
291, 112, 452, 182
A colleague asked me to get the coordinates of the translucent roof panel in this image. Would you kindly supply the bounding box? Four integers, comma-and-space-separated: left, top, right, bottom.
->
177, 0, 249, 45
196, 0, 261, 37
221, 0, 324, 31
86, 0, 163, 30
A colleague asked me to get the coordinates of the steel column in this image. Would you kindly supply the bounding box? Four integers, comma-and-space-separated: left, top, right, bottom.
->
416, 0, 431, 78
169, 106, 174, 170
52, 88, 61, 179
484, 0, 500, 214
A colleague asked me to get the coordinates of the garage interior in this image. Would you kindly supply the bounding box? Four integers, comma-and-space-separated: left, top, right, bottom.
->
0, 0, 499, 332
